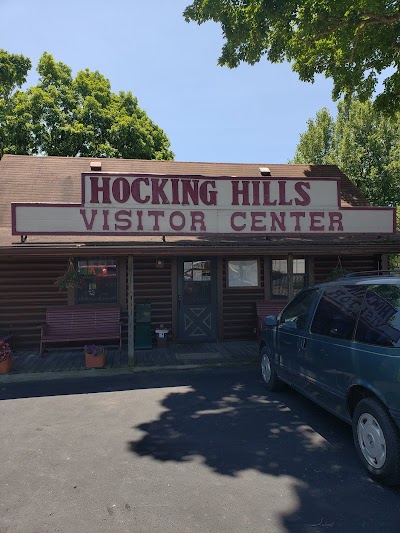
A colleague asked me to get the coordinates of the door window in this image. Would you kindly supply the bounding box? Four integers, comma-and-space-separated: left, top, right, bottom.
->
311, 285, 366, 340
355, 284, 400, 347
183, 260, 211, 304
280, 289, 319, 331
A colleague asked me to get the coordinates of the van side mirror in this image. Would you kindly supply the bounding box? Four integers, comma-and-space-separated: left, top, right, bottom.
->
264, 315, 278, 327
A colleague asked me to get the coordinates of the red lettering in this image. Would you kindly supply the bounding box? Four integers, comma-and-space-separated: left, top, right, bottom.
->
310, 212, 325, 231
80, 209, 97, 230
294, 182, 311, 206
102, 209, 109, 230
251, 181, 261, 206
232, 181, 250, 206
262, 181, 277, 206
131, 178, 150, 204
112, 177, 130, 203
114, 210, 132, 231
290, 211, 305, 231
250, 212, 266, 231
329, 212, 343, 231
171, 178, 180, 205
169, 211, 185, 231
231, 212, 246, 231
199, 181, 217, 206
148, 210, 164, 231
190, 211, 206, 231
151, 178, 169, 204
271, 212, 286, 231
182, 180, 199, 205
90, 177, 111, 204
278, 181, 292, 206
137, 210, 144, 231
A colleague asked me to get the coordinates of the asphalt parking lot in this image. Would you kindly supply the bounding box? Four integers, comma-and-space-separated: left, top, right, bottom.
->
1, 366, 399, 533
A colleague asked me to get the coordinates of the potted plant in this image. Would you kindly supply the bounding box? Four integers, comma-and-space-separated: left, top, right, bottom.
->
84, 344, 106, 369
54, 259, 83, 291
0, 341, 12, 374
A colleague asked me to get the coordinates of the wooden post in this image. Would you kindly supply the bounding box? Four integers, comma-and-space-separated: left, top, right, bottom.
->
217, 256, 224, 341
288, 254, 294, 300
127, 256, 135, 366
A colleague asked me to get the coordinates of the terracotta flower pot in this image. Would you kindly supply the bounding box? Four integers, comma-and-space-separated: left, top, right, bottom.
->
0, 356, 12, 374
85, 352, 106, 369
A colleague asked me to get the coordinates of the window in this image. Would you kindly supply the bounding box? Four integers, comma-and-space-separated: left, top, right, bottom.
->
76, 257, 118, 304
271, 258, 306, 299
355, 284, 400, 347
227, 259, 259, 288
311, 285, 365, 340
280, 289, 319, 331
183, 260, 212, 304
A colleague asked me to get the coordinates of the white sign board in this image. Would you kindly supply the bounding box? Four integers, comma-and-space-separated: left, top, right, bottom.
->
12, 174, 396, 236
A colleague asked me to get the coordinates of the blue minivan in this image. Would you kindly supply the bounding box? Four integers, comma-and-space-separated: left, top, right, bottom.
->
259, 272, 400, 485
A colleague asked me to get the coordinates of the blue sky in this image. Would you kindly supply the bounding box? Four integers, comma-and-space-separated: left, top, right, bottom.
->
2, 0, 337, 164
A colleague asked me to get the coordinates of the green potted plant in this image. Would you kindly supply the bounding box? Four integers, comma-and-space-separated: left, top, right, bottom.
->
54, 259, 83, 291
84, 344, 106, 369
0, 341, 12, 374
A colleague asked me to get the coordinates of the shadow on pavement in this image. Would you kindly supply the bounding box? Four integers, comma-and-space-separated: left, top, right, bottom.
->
128, 369, 400, 532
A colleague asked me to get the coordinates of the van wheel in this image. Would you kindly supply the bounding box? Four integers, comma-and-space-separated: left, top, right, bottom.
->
260, 347, 283, 391
352, 398, 400, 485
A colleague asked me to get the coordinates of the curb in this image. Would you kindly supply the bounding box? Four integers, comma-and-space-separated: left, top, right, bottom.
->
0, 359, 258, 384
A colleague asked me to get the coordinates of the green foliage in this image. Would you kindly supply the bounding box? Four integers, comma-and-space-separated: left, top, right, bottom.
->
184, 0, 400, 113
0, 50, 31, 155
291, 99, 400, 207
0, 51, 174, 159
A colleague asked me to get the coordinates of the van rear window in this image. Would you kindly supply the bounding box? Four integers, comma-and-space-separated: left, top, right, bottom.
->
355, 285, 400, 347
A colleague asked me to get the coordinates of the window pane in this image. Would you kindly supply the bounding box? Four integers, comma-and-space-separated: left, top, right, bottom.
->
228, 260, 259, 287
293, 259, 305, 274
280, 290, 319, 331
76, 257, 117, 304
271, 259, 288, 298
311, 285, 365, 340
183, 259, 212, 303
355, 284, 400, 347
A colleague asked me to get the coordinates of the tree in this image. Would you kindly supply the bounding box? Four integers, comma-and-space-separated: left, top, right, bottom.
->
0, 50, 31, 155
184, 1, 400, 113
291, 99, 400, 206
0, 51, 174, 159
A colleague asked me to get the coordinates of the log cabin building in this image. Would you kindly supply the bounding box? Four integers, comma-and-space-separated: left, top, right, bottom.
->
1, 154, 399, 354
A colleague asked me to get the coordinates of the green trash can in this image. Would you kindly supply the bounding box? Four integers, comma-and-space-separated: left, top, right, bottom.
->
135, 301, 152, 349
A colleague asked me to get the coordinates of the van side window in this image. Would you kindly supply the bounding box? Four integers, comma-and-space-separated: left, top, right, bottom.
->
311, 285, 366, 340
280, 290, 319, 331
355, 284, 400, 347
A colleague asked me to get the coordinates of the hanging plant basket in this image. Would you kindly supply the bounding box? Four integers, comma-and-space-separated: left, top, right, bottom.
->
54, 259, 83, 291
326, 258, 350, 281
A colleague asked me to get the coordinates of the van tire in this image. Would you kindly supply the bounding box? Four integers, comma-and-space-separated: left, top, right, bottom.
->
352, 398, 400, 485
260, 347, 283, 391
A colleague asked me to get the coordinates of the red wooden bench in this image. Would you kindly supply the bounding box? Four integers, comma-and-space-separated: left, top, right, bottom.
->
40, 305, 122, 356
255, 301, 287, 341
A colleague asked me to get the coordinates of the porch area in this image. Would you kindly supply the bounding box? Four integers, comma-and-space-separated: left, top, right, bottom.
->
6, 341, 259, 377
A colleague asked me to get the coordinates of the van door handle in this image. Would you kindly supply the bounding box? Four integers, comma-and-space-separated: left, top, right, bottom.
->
300, 338, 307, 349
